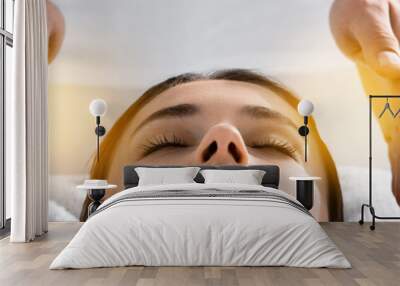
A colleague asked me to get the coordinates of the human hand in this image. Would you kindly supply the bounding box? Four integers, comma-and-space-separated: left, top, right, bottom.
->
47, 0, 65, 63
331, 0, 400, 206
330, 0, 400, 79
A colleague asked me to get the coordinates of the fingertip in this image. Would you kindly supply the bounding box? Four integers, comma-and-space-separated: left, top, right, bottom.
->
375, 51, 400, 79
378, 51, 400, 67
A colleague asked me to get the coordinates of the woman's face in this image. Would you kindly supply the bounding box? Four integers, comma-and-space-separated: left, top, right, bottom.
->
107, 80, 330, 220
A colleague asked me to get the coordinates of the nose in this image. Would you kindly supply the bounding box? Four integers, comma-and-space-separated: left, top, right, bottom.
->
195, 123, 249, 165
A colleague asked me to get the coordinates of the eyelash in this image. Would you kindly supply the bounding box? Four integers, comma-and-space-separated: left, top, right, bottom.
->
141, 134, 188, 156
141, 135, 298, 159
250, 137, 298, 159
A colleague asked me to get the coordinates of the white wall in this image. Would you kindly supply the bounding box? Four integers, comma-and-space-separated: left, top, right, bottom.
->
47, 0, 394, 220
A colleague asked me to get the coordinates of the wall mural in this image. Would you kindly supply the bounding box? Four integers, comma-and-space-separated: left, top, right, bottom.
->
47, 0, 400, 222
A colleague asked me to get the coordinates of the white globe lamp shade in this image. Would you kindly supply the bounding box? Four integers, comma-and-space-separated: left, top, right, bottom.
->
297, 99, 314, 116
89, 99, 107, 117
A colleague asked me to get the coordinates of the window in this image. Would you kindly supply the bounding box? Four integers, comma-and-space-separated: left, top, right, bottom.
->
0, 0, 14, 232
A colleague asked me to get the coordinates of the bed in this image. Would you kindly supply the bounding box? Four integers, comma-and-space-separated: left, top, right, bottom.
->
50, 165, 350, 269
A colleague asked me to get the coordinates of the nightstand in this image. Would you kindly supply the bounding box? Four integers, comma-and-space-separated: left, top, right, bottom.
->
77, 180, 117, 216
289, 176, 321, 210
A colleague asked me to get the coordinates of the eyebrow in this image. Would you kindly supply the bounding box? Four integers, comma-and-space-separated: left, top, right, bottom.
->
240, 105, 298, 129
135, 103, 298, 134
135, 103, 200, 132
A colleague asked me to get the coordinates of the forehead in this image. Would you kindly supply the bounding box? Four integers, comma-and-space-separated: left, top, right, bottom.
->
137, 79, 297, 117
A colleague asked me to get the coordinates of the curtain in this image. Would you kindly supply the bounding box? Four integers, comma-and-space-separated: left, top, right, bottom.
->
8, 0, 48, 242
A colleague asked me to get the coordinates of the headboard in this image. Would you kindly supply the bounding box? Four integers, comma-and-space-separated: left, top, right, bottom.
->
123, 165, 280, 189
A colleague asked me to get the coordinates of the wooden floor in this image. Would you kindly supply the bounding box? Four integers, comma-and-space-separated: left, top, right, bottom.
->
0, 222, 399, 286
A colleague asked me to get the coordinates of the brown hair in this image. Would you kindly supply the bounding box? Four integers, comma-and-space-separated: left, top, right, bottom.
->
80, 69, 343, 221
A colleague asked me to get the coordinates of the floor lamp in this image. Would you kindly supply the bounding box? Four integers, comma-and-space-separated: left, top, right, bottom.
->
359, 95, 400, 230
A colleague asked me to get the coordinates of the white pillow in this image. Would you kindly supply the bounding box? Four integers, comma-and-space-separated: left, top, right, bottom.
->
135, 167, 200, 186
200, 169, 266, 185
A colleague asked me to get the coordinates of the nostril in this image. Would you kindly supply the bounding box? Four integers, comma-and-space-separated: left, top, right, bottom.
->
228, 142, 241, 163
202, 141, 218, 162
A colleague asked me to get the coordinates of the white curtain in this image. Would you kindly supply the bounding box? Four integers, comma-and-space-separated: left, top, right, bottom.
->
8, 0, 48, 242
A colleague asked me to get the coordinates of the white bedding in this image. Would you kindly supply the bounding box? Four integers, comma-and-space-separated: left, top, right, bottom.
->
50, 183, 350, 269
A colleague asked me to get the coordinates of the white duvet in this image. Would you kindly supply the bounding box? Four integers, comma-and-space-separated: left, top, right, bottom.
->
50, 183, 350, 269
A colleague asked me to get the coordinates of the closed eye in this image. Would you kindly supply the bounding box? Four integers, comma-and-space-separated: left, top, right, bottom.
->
249, 137, 299, 161
141, 134, 188, 156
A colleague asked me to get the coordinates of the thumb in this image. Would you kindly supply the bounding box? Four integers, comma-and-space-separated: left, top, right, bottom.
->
352, 5, 400, 79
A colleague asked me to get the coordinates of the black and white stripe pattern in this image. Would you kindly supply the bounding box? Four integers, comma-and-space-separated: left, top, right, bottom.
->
90, 189, 311, 218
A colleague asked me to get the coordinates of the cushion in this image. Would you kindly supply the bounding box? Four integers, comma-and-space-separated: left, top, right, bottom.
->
200, 169, 266, 185
135, 167, 200, 186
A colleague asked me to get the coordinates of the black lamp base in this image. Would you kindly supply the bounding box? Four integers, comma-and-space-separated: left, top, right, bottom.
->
95, 125, 106, 136
298, 126, 309, 136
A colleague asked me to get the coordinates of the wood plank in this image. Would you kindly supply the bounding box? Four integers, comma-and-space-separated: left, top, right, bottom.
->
0, 222, 399, 286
